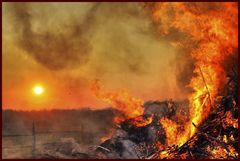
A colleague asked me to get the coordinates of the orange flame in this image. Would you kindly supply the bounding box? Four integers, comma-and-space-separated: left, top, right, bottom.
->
100, 130, 115, 142
149, 2, 238, 146
159, 117, 189, 146
159, 117, 178, 145
207, 145, 238, 159
224, 112, 238, 129
130, 115, 153, 127
113, 116, 125, 124
155, 141, 165, 151
92, 3, 237, 150
91, 79, 144, 120
159, 150, 169, 159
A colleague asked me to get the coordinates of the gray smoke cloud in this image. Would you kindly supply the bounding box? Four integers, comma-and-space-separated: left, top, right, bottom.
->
10, 3, 98, 70
4, 2, 206, 110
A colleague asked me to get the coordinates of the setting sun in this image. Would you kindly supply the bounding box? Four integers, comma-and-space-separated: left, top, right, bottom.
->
33, 86, 44, 95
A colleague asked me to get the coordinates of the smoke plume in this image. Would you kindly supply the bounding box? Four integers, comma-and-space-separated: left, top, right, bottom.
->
5, 2, 236, 109
10, 3, 96, 70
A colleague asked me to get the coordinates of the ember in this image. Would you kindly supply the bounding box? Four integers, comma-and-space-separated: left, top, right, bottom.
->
129, 115, 153, 127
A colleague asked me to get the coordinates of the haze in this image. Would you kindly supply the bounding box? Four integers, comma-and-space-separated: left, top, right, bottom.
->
3, 3, 189, 110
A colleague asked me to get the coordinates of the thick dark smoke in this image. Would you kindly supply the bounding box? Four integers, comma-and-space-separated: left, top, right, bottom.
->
10, 3, 98, 70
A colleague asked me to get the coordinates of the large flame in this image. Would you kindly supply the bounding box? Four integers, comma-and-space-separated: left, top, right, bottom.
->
159, 117, 189, 147
92, 2, 237, 150
148, 2, 238, 146
91, 79, 144, 119
91, 80, 154, 127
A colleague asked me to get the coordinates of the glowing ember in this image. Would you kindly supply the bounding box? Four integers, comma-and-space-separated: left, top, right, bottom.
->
224, 112, 238, 129
206, 145, 238, 159
129, 115, 153, 127
155, 141, 165, 151
223, 135, 228, 143
159, 150, 169, 159
113, 116, 125, 124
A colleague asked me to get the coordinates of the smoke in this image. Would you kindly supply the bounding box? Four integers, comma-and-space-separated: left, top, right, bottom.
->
10, 3, 97, 70
142, 5, 198, 94
7, 2, 235, 109
9, 3, 150, 74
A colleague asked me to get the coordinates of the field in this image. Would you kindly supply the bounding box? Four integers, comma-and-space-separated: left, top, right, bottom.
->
2, 108, 115, 159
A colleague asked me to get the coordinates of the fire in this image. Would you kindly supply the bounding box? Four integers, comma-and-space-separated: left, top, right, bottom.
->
113, 116, 125, 124
159, 117, 189, 146
224, 112, 238, 129
229, 134, 235, 142
101, 130, 115, 142
148, 2, 238, 147
92, 3, 237, 156
91, 80, 153, 127
207, 145, 227, 159
206, 145, 238, 159
159, 118, 178, 145
130, 115, 153, 127
223, 135, 228, 143
91, 79, 144, 119
155, 141, 164, 151
159, 150, 169, 158
227, 145, 238, 158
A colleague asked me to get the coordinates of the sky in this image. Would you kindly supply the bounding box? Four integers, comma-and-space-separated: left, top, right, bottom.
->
2, 2, 191, 110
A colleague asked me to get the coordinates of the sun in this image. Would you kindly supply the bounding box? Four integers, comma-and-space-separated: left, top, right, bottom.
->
33, 85, 44, 95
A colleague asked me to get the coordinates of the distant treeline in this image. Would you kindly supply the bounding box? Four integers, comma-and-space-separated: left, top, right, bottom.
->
2, 108, 117, 144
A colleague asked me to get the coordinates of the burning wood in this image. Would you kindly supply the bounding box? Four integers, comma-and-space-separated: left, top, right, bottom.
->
92, 77, 238, 159
25, 2, 237, 159
36, 88, 237, 159
2, 1, 238, 160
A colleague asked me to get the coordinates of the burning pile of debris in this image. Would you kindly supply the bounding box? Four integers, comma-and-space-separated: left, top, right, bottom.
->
37, 72, 237, 159
94, 100, 178, 159
150, 99, 238, 159
153, 79, 238, 159
94, 98, 237, 159
93, 70, 238, 159
36, 2, 238, 159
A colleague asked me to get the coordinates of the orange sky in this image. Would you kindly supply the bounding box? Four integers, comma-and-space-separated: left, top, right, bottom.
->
3, 3, 191, 110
